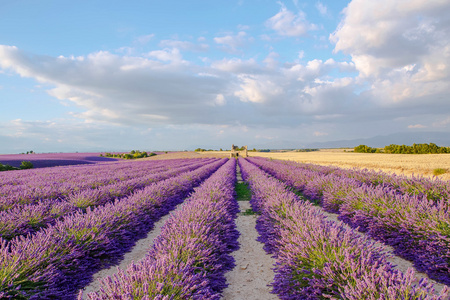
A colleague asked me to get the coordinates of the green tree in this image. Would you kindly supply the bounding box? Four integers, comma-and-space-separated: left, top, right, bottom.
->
20, 161, 33, 169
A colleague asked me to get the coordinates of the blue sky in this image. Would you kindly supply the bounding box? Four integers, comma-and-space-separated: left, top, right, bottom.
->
0, 0, 449, 153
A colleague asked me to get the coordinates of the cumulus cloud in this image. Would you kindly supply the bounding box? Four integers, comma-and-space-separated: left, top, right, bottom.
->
266, 2, 316, 37
213, 94, 226, 106
0, 35, 448, 146
146, 48, 184, 63
315, 2, 328, 16
432, 116, 450, 128
0, 46, 238, 126
0, 44, 367, 129
234, 74, 283, 103
211, 58, 262, 74
329, 0, 450, 119
134, 34, 155, 45
408, 124, 426, 129
213, 31, 250, 53
314, 131, 328, 136
2, 1, 450, 152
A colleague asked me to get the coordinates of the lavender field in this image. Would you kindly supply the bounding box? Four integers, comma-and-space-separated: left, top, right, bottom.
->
0, 153, 118, 169
0, 156, 449, 299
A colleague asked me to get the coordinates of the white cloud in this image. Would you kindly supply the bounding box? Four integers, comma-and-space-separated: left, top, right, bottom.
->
214, 94, 226, 106
266, 2, 316, 37
135, 34, 155, 45
234, 74, 283, 103
314, 131, 328, 136
211, 58, 261, 74
330, 0, 450, 111
432, 116, 450, 128
237, 24, 250, 31
263, 52, 280, 69
0, 42, 448, 145
213, 31, 249, 52
331, 0, 450, 78
0, 46, 234, 126
408, 124, 426, 129
315, 2, 328, 16
146, 48, 184, 63
260, 34, 272, 41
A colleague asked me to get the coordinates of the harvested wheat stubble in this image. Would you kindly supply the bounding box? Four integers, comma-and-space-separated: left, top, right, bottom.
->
222, 164, 278, 300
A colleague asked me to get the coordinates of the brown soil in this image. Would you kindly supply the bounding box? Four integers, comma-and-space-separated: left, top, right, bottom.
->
222, 164, 278, 299
222, 201, 278, 300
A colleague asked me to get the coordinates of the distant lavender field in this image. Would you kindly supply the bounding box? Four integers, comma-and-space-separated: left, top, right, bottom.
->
0, 152, 118, 168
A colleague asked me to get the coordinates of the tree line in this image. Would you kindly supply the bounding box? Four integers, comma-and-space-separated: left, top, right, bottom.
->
101, 150, 156, 159
354, 143, 450, 154
0, 161, 33, 172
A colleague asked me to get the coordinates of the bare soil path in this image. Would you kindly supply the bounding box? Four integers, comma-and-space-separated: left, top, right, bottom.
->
222, 164, 278, 300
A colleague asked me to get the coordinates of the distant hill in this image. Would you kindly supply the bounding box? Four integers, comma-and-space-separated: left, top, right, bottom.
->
307, 132, 450, 149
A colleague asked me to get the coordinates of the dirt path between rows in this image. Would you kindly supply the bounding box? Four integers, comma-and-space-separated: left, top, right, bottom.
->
222, 164, 278, 300
222, 200, 278, 300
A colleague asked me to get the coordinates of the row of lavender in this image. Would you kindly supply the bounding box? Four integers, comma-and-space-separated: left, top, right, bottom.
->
0, 158, 217, 209
249, 156, 450, 204
0, 158, 227, 299
0, 152, 119, 169
83, 158, 239, 299
0, 159, 164, 207
248, 157, 450, 285
0, 159, 219, 241
239, 158, 449, 299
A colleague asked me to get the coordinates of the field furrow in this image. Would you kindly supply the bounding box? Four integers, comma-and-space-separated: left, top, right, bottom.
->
222, 163, 277, 300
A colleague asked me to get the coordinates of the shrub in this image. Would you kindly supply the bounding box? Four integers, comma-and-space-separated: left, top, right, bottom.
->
433, 168, 447, 176
102, 150, 155, 159
384, 143, 450, 154
354, 145, 377, 153
20, 161, 33, 169
0, 163, 19, 171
